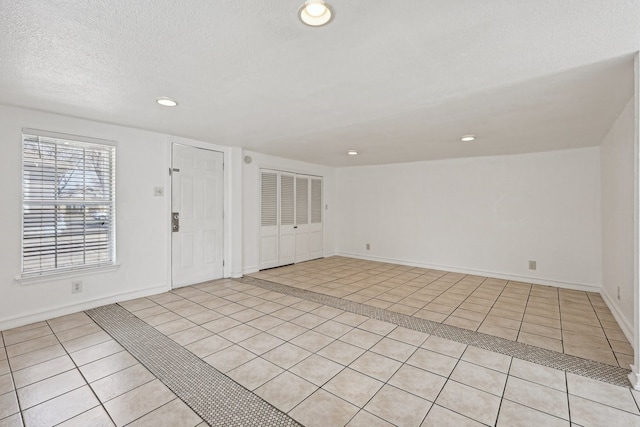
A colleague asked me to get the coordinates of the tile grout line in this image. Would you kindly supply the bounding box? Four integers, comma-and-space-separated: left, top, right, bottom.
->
238, 276, 631, 388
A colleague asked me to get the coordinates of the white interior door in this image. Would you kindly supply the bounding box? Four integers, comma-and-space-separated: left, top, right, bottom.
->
295, 175, 311, 263
259, 171, 279, 269
279, 173, 296, 265
309, 177, 323, 259
172, 144, 224, 288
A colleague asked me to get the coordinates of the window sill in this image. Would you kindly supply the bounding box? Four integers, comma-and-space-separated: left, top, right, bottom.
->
15, 264, 121, 286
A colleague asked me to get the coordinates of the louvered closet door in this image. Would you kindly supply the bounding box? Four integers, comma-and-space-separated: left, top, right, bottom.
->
309, 177, 323, 259
259, 171, 279, 269
278, 173, 296, 265
294, 175, 311, 263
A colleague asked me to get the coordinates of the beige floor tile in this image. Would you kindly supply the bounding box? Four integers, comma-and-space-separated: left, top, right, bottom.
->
200, 317, 242, 334
522, 313, 561, 329
435, 381, 501, 426
229, 309, 264, 323
6, 335, 59, 358
218, 324, 262, 343
413, 310, 448, 323
90, 364, 155, 402
154, 318, 197, 336
0, 374, 14, 396
370, 338, 416, 362
407, 348, 457, 377
128, 398, 202, 426
443, 316, 481, 331
103, 379, 175, 426
2, 326, 52, 347
566, 373, 639, 414
340, 329, 383, 350
0, 391, 19, 419
291, 313, 327, 329
347, 410, 394, 427
47, 313, 94, 333
13, 355, 75, 388
289, 355, 344, 387
79, 351, 137, 383
461, 346, 511, 373
203, 345, 255, 373
6, 344, 65, 371
357, 319, 397, 336
62, 331, 112, 353
450, 360, 507, 396
317, 341, 366, 366
421, 336, 466, 358
131, 305, 168, 319
312, 320, 353, 339
289, 331, 334, 353
237, 332, 284, 355
563, 344, 618, 366
520, 322, 562, 340
184, 335, 233, 358
246, 315, 284, 331
263, 343, 311, 369
290, 389, 359, 427
420, 404, 484, 427
119, 298, 157, 312
509, 358, 566, 392
350, 352, 402, 382
497, 399, 569, 426
271, 307, 306, 321
185, 309, 223, 325
17, 369, 85, 409
365, 384, 431, 426
569, 395, 640, 427
388, 364, 446, 401
266, 322, 308, 341
69, 340, 123, 366
255, 372, 317, 413
143, 312, 182, 327
168, 326, 213, 346
2, 322, 48, 338
0, 413, 26, 427
517, 331, 563, 352
324, 368, 384, 407
227, 358, 283, 390
22, 386, 98, 426
333, 312, 369, 327
504, 376, 569, 420
386, 327, 429, 347
55, 323, 102, 343
365, 299, 394, 309
477, 323, 518, 340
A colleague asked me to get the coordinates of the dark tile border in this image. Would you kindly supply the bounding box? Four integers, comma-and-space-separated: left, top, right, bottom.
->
238, 276, 632, 388
86, 304, 300, 427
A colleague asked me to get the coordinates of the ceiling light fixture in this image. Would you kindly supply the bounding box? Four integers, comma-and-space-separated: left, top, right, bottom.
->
347, 150, 358, 156
298, 0, 333, 27
156, 97, 178, 107
460, 135, 476, 142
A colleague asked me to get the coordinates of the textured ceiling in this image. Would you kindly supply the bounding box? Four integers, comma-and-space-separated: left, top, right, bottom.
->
0, 0, 638, 166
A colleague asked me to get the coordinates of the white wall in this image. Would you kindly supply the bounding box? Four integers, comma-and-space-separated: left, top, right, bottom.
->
335, 148, 602, 289
601, 98, 635, 338
0, 105, 241, 330
242, 150, 335, 274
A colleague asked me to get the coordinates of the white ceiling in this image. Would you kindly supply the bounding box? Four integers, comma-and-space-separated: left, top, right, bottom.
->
1, 0, 638, 166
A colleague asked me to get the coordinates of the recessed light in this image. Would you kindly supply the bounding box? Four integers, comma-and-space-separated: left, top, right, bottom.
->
156, 97, 178, 107
460, 135, 476, 142
298, 0, 333, 27
347, 150, 358, 156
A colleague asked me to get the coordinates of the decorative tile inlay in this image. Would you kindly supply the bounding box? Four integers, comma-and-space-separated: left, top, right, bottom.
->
86, 304, 300, 427
239, 277, 631, 387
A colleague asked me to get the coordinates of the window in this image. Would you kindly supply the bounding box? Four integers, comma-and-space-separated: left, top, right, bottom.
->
22, 130, 116, 276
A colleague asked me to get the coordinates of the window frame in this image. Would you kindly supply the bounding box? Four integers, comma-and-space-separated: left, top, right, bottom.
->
20, 128, 117, 279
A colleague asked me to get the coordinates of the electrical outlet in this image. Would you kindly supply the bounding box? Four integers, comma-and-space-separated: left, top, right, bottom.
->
528, 260, 536, 270
154, 187, 165, 196
617, 286, 621, 300
365, 243, 370, 250
72, 280, 83, 293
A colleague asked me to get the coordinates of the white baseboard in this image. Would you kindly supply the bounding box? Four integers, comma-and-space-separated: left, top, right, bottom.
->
600, 289, 634, 345
334, 252, 601, 293
243, 266, 259, 275
0, 284, 169, 331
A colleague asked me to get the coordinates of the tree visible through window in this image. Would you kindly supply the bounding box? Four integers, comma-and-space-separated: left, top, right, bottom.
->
22, 131, 116, 275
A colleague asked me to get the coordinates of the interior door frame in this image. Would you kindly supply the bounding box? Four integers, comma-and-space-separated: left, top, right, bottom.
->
170, 142, 226, 289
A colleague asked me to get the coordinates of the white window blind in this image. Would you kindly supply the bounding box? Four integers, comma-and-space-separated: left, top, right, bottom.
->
22, 131, 116, 276
261, 171, 277, 227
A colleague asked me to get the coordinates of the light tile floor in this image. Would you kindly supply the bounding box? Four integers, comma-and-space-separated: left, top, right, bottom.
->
251, 256, 633, 367
1, 265, 639, 426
